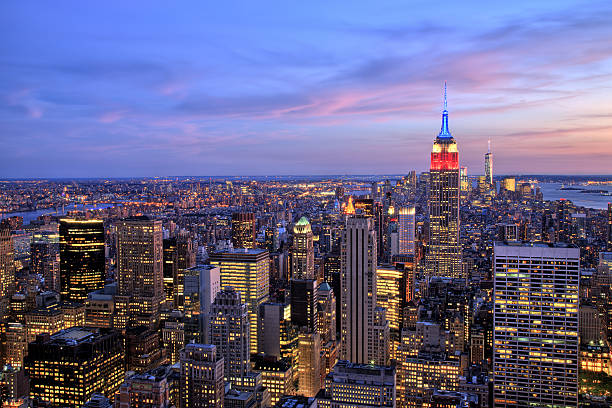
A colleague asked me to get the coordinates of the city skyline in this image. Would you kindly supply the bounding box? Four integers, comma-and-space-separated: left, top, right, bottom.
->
2, 1, 612, 177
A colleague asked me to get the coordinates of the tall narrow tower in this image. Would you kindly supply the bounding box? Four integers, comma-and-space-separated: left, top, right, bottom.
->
341, 215, 384, 364
291, 217, 315, 279
485, 138, 493, 188
426, 83, 461, 278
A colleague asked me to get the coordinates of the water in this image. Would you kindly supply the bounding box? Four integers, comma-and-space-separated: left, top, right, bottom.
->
2, 203, 118, 225
536, 183, 610, 210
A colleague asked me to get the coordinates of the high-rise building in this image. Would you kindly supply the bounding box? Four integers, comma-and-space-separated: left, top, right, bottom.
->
290, 279, 318, 333
341, 215, 379, 364
484, 138, 493, 187
173, 233, 197, 311
208, 288, 250, 383
397, 207, 415, 256
116, 366, 172, 408
209, 248, 270, 354
291, 217, 315, 279
163, 238, 178, 305
31, 231, 60, 292
460, 166, 469, 192
297, 331, 321, 398
116, 217, 164, 329
317, 360, 396, 407
0, 221, 15, 316
608, 203, 612, 252
59, 218, 105, 302
426, 84, 461, 278
493, 243, 579, 407
179, 343, 224, 408
24, 327, 125, 406
183, 265, 221, 340
251, 356, 294, 405
231, 212, 256, 249
502, 177, 516, 193
258, 302, 296, 360
317, 282, 336, 344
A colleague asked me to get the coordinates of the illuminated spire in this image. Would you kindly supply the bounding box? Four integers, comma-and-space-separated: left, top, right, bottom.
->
438, 81, 451, 138
345, 196, 355, 215
488, 138, 491, 154
444, 81, 447, 110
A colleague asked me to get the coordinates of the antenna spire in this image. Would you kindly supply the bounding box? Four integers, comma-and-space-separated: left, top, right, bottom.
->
488, 138, 491, 153
443, 81, 447, 111
438, 81, 451, 138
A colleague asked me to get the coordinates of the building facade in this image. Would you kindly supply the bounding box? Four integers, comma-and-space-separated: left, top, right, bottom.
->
493, 243, 579, 407
209, 249, 270, 354
59, 218, 105, 302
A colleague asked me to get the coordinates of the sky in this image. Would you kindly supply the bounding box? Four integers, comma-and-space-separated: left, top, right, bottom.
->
1, 1, 612, 178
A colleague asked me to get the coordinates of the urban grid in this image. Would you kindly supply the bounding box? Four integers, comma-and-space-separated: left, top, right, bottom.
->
1, 2, 612, 408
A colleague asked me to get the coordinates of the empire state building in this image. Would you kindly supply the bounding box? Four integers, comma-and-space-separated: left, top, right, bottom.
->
426, 83, 462, 278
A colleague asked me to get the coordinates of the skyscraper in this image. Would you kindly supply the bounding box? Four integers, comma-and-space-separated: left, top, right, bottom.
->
59, 218, 105, 302
180, 343, 224, 408
291, 217, 315, 279
290, 279, 318, 333
0, 221, 15, 314
485, 138, 493, 187
493, 243, 579, 407
116, 216, 164, 329
341, 215, 380, 364
183, 265, 221, 340
608, 203, 612, 252
209, 248, 270, 354
208, 288, 250, 383
317, 361, 396, 407
31, 231, 60, 292
297, 331, 321, 397
231, 212, 256, 249
426, 83, 462, 278
25, 327, 125, 406
397, 207, 415, 256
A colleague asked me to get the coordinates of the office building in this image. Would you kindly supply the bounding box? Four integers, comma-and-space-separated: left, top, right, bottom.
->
398, 207, 415, 256
317, 282, 336, 344
231, 212, 256, 249
484, 139, 493, 188
290, 279, 318, 333
180, 343, 224, 408
183, 265, 221, 338
59, 218, 105, 302
209, 249, 270, 354
116, 365, 172, 408
24, 327, 124, 406
258, 302, 297, 363
426, 84, 461, 278
291, 217, 315, 279
208, 288, 250, 382
251, 356, 294, 405
493, 243, 579, 407
116, 216, 164, 329
297, 331, 321, 398
317, 360, 396, 407
341, 215, 379, 364
30, 231, 60, 292
608, 203, 612, 250
0, 221, 16, 318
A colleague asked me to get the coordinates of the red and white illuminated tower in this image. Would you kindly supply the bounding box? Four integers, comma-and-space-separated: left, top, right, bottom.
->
426, 83, 462, 278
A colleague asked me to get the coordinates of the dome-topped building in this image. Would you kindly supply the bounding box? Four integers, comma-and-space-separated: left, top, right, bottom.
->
291, 216, 315, 279
293, 216, 312, 234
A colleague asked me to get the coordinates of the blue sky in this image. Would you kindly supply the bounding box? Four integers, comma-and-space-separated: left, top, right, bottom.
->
1, 1, 611, 177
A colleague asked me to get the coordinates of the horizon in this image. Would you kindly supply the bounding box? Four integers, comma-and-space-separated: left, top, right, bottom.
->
2, 1, 612, 177
2, 173, 612, 181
